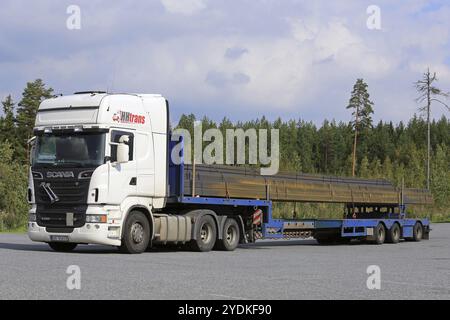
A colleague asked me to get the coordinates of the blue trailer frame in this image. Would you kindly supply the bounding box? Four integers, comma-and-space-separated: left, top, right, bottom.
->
168, 139, 430, 244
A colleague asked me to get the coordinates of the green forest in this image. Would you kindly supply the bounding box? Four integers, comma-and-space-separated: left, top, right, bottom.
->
0, 78, 449, 231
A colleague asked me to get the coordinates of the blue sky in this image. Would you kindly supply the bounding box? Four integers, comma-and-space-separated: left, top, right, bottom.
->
0, 0, 449, 125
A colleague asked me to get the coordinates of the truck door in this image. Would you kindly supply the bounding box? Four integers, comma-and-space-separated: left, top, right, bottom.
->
135, 132, 155, 196
107, 129, 137, 204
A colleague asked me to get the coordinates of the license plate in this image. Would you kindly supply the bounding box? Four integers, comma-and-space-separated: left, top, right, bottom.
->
50, 235, 69, 242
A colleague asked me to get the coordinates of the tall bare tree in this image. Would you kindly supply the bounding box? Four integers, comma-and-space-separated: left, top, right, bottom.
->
415, 69, 449, 190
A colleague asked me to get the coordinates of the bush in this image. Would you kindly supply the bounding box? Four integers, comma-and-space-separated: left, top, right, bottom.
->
0, 141, 29, 231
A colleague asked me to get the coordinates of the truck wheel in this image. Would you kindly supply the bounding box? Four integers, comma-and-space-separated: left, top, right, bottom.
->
120, 211, 150, 254
215, 218, 240, 251
315, 236, 336, 245
190, 215, 217, 252
412, 222, 423, 242
48, 242, 77, 252
337, 237, 352, 244
372, 223, 386, 245
386, 223, 401, 244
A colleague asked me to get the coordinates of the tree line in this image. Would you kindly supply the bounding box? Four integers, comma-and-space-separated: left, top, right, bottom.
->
0, 78, 449, 230
176, 112, 449, 220
0, 80, 54, 230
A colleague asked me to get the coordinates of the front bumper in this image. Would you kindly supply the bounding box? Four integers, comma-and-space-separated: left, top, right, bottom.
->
28, 222, 122, 246
28, 204, 123, 246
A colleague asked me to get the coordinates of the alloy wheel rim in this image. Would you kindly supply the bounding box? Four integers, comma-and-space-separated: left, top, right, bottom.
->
226, 226, 236, 245
131, 223, 144, 244
200, 223, 212, 244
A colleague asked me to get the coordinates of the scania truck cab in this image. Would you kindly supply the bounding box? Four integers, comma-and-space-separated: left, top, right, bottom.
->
28, 92, 171, 253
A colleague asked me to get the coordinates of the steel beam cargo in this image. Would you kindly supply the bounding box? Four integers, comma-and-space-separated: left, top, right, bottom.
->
183, 164, 433, 205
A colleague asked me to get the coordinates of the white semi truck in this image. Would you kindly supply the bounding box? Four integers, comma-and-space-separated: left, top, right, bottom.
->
27, 92, 431, 253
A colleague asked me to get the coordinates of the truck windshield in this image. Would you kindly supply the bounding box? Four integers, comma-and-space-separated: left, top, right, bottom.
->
33, 133, 106, 168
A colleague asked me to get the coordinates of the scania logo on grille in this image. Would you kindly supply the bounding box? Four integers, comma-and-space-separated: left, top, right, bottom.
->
46, 171, 75, 179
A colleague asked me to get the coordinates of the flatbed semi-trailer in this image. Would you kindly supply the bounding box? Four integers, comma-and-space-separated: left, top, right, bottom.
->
167, 153, 430, 246
27, 92, 431, 253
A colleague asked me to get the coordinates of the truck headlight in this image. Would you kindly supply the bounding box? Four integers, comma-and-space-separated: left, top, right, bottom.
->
86, 215, 107, 223
29, 213, 37, 222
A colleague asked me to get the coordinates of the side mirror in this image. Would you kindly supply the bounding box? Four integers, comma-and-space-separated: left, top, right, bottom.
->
28, 136, 36, 166
116, 135, 129, 163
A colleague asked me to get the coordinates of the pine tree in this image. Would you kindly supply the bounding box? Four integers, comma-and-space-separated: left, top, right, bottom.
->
347, 79, 374, 176
16, 79, 54, 161
382, 156, 394, 181
0, 95, 16, 144
359, 156, 370, 178
431, 144, 450, 207
370, 157, 382, 178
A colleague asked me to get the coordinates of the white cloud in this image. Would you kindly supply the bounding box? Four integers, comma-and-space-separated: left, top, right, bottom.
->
290, 18, 317, 42
0, 0, 449, 123
161, 0, 207, 15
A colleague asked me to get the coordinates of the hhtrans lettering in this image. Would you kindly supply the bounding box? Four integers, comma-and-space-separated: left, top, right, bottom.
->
114, 110, 145, 124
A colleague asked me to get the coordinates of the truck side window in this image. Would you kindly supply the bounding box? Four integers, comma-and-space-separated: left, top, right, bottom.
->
111, 130, 134, 162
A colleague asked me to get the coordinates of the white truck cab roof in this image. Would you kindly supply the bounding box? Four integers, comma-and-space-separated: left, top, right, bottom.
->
35, 92, 168, 134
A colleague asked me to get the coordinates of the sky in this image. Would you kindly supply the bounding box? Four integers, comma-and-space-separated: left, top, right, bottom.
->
0, 0, 449, 125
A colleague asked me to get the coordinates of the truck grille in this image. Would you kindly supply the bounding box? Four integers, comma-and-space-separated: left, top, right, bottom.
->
35, 180, 90, 204
32, 168, 93, 228
36, 205, 87, 228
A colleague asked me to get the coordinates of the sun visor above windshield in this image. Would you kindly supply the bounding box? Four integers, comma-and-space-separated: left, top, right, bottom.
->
39, 94, 106, 110
36, 108, 99, 126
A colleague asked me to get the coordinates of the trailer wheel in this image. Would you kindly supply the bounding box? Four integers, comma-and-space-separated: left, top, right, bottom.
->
48, 242, 77, 252
215, 218, 240, 251
120, 211, 150, 254
190, 215, 217, 252
412, 222, 423, 242
372, 223, 386, 245
386, 223, 401, 244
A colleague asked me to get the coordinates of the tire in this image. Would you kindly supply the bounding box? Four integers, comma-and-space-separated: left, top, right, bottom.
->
412, 222, 423, 242
48, 242, 77, 252
373, 223, 386, 245
386, 223, 401, 244
215, 218, 240, 251
120, 211, 150, 254
190, 215, 217, 252
315, 236, 336, 245
336, 237, 352, 244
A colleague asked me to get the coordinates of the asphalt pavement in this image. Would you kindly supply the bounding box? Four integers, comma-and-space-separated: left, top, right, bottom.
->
0, 223, 449, 300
